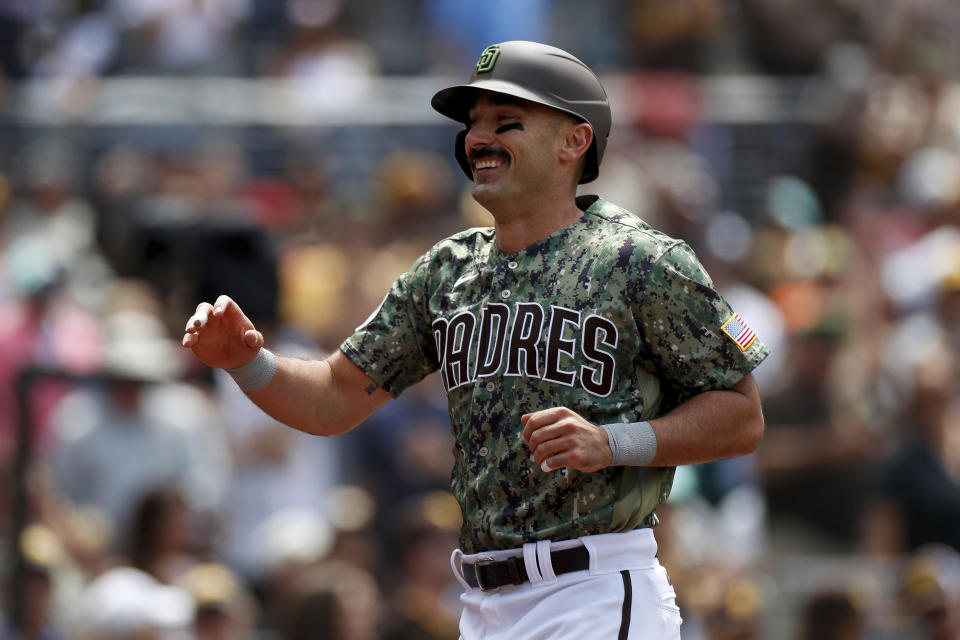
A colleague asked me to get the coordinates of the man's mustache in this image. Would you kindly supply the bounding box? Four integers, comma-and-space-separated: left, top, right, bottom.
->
467, 147, 509, 164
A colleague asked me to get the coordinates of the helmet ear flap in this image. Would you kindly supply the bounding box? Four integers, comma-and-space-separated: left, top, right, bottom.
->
454, 128, 474, 182
579, 142, 599, 184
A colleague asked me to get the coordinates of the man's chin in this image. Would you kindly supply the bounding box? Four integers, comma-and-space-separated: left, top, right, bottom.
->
470, 183, 501, 209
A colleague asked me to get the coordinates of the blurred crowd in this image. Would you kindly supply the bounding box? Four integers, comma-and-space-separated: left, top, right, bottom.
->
1, 0, 959, 79
1, 0, 960, 638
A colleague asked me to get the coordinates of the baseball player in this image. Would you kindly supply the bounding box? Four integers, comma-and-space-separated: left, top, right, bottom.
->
183, 40, 768, 639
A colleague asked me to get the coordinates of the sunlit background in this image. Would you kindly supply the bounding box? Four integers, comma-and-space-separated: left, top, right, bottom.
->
1, 0, 959, 638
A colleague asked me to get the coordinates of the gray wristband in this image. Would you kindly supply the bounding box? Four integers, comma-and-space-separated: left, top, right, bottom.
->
226, 348, 278, 392
600, 421, 658, 466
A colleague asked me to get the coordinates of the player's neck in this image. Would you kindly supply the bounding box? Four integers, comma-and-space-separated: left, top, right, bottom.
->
491, 195, 583, 254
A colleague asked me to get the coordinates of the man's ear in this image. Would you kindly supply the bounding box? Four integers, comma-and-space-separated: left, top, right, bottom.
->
558, 122, 594, 165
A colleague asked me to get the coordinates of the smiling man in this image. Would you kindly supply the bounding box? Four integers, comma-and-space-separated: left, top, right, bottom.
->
183, 41, 768, 639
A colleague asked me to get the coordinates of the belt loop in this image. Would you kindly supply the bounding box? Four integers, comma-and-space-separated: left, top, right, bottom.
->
536, 540, 558, 584
450, 548, 472, 591
523, 542, 544, 586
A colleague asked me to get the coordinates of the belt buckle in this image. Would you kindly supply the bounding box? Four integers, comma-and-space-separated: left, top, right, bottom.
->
473, 555, 523, 591
472, 556, 496, 591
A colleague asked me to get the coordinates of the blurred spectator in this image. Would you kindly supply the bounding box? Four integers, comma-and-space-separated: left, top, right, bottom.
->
344, 375, 453, 514
214, 335, 342, 582
1, 524, 70, 640
90, 144, 156, 276
632, 140, 721, 241
659, 426, 768, 574
628, 72, 702, 141
139, 375, 233, 535
268, 145, 339, 238
897, 146, 960, 215
109, 279, 232, 520
795, 588, 865, 640
189, 137, 253, 213
110, 0, 250, 74
0, 0, 40, 79
125, 487, 196, 585
269, 0, 378, 116
33, 0, 119, 80
49, 302, 208, 545
175, 562, 258, 640
51, 374, 196, 547
0, 238, 103, 457
3, 139, 103, 283
679, 567, 767, 640
342, 0, 429, 75
276, 560, 383, 640
74, 565, 194, 640
321, 484, 380, 578
1, 139, 114, 340
896, 545, 960, 640
626, 0, 723, 72
246, 506, 335, 629
271, 148, 454, 345
866, 0, 960, 81
739, 0, 857, 75
381, 491, 462, 640
369, 149, 458, 244
757, 320, 876, 553
937, 272, 960, 351
880, 222, 960, 317
861, 349, 960, 556
278, 241, 357, 344
856, 75, 931, 184
4, 558, 62, 640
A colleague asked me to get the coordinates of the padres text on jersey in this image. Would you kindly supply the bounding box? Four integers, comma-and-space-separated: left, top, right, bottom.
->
432, 302, 618, 397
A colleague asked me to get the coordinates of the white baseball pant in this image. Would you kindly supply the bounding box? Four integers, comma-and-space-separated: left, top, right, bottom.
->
451, 528, 682, 639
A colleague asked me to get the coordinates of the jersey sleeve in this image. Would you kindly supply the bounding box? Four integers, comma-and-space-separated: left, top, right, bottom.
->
633, 240, 769, 393
340, 253, 440, 397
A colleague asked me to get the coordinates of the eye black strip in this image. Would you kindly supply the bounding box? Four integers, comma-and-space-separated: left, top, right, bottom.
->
495, 123, 524, 134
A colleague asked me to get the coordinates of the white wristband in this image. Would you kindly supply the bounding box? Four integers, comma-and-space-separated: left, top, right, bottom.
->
226, 348, 277, 392
601, 421, 658, 466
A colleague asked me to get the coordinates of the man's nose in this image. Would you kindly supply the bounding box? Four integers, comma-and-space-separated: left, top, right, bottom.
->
464, 123, 495, 152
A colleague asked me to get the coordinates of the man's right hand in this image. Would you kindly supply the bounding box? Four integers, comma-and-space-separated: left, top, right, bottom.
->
182, 295, 264, 370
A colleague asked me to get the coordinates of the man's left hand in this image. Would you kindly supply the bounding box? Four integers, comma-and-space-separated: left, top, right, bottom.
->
522, 408, 612, 473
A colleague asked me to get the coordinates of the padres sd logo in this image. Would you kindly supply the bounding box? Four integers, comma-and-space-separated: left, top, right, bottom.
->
476, 45, 500, 73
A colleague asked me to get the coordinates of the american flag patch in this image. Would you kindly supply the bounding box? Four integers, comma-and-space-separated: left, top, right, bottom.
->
721, 313, 757, 351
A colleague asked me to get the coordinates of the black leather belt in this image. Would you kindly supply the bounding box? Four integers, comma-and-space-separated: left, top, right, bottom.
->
462, 546, 590, 591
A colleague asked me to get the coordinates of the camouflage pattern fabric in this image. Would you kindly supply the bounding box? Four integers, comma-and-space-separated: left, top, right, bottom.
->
341, 195, 769, 553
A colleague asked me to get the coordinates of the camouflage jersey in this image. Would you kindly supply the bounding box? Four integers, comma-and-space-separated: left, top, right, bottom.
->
341, 195, 769, 553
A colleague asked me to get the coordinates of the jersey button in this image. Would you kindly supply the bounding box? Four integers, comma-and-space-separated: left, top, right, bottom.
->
485, 381, 495, 392
500, 289, 511, 299
507, 261, 518, 269
478, 446, 489, 457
